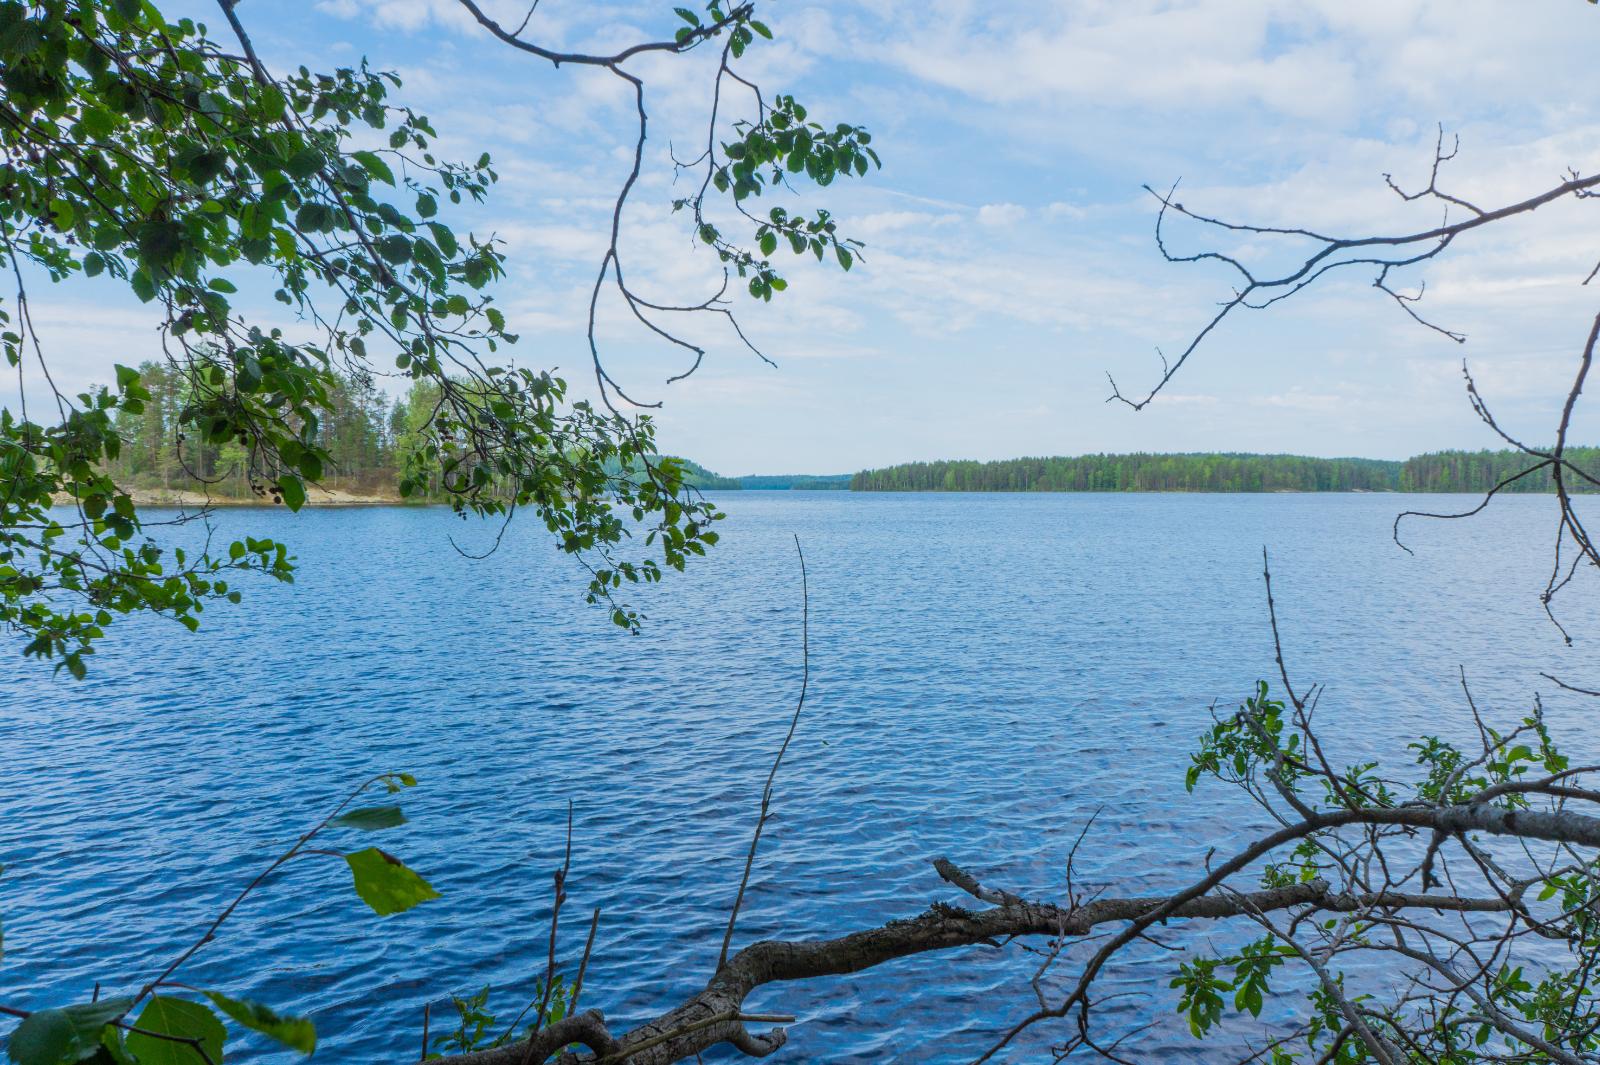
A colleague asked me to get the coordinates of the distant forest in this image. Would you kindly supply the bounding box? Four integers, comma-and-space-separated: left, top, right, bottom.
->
99, 361, 846, 495
101, 364, 1594, 498
850, 451, 1600, 493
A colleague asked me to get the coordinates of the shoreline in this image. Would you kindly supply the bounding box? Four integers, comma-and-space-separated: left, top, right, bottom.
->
52, 486, 1576, 509
57, 487, 411, 508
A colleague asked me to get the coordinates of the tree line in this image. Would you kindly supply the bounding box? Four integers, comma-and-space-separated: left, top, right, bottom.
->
100, 363, 849, 497
101, 362, 751, 499
850, 449, 1600, 493
103, 360, 442, 496
106, 396, 1600, 497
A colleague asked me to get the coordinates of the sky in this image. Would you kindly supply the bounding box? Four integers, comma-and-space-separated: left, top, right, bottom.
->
20, 0, 1600, 474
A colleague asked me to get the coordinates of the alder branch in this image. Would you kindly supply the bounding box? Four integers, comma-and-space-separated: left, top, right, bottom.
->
413, 549, 1600, 1065
124, 772, 412, 1017
453, 0, 796, 414
1129, 132, 1600, 647
422, 838, 1544, 1065
1113, 161, 1600, 411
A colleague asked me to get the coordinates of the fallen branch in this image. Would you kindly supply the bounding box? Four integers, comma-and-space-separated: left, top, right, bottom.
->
425, 849, 1521, 1065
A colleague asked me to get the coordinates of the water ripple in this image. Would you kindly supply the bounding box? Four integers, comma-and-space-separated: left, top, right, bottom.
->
3, 493, 1598, 1061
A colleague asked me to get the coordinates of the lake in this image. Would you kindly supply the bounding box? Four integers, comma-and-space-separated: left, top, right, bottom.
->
4, 492, 1599, 1062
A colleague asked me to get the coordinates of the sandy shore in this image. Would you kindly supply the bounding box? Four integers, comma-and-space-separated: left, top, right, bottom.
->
55, 486, 408, 507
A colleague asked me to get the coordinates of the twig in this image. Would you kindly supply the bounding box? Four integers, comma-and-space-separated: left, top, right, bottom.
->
125, 772, 407, 1017
717, 534, 809, 969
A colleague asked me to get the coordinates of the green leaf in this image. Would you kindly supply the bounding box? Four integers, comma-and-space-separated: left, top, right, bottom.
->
6, 999, 131, 1065
97, 1028, 137, 1065
77, 107, 117, 140
377, 236, 413, 264
137, 221, 186, 268
294, 203, 330, 233
331, 805, 406, 831
284, 147, 325, 179
427, 223, 457, 258
125, 997, 226, 1065
129, 270, 157, 303
276, 476, 305, 512
203, 992, 314, 1055
344, 847, 440, 916
351, 150, 395, 186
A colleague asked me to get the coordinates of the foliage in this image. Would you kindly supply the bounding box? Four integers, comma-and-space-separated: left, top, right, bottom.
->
424, 976, 576, 1060
1396, 448, 1600, 493
1162, 679, 1600, 1063
0, 0, 877, 676
201, 992, 315, 1055
4, 1000, 129, 1065
675, 77, 877, 300
851, 449, 1600, 493
100, 359, 395, 497
122, 998, 225, 1065
98, 362, 824, 498
1, 0, 879, 1059
100, 382, 852, 496
1, 772, 434, 1065
343, 847, 441, 916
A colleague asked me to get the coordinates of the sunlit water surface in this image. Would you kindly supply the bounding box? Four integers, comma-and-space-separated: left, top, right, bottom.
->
5, 493, 1600, 1062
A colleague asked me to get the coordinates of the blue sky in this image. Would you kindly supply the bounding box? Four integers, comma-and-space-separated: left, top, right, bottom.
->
23, 0, 1600, 474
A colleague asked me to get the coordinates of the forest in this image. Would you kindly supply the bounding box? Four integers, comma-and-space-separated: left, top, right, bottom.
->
14, 1, 1600, 1064
103, 360, 402, 496
102, 375, 1600, 498
850, 449, 1600, 493
98, 360, 797, 496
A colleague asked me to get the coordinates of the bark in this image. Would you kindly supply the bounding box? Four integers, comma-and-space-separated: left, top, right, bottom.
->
427, 837, 1525, 1065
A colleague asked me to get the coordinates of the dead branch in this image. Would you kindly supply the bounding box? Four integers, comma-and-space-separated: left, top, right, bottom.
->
423, 842, 1542, 1065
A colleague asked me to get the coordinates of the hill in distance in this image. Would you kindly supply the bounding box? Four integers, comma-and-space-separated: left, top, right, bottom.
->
665, 458, 851, 491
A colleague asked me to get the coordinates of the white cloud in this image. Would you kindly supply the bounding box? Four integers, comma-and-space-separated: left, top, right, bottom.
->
977, 203, 1027, 227
314, 0, 477, 33
873, 0, 1598, 131
1254, 389, 1345, 413
852, 210, 963, 236
20, 0, 1600, 472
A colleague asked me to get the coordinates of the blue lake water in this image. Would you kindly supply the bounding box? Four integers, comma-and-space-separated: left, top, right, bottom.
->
4, 492, 1600, 1062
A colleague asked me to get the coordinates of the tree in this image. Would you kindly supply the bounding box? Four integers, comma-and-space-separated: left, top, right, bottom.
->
0, 0, 876, 677
0, 0, 879, 1059
10, 6, 1600, 1065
